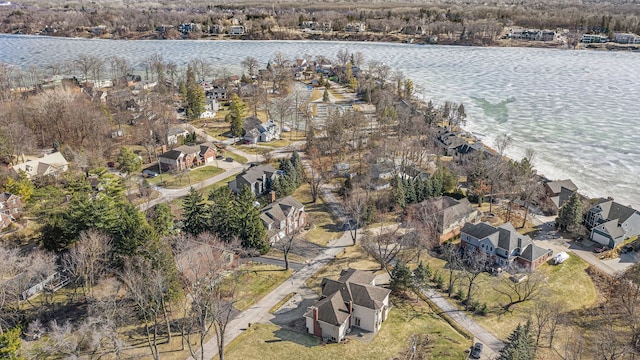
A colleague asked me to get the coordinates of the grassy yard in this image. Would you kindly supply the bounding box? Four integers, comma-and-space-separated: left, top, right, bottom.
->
223, 298, 469, 360
292, 184, 340, 247
428, 252, 598, 341
258, 139, 294, 148
198, 174, 237, 196
238, 145, 272, 155
148, 166, 224, 189
305, 244, 381, 294
234, 263, 293, 311
224, 151, 248, 164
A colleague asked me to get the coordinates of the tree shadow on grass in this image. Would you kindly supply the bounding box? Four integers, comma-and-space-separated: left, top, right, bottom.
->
273, 326, 321, 348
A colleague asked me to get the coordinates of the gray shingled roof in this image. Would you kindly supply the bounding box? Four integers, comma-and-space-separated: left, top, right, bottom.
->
159, 150, 183, 160
311, 291, 351, 326
238, 164, 277, 184
519, 243, 550, 262
599, 200, 638, 224
546, 179, 578, 195
338, 268, 376, 285
461, 222, 499, 241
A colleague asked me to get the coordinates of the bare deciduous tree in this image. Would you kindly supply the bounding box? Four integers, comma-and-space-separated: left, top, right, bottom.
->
61, 230, 113, 297
495, 270, 544, 311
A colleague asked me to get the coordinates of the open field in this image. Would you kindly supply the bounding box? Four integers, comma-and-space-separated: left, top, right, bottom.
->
223, 298, 469, 360
291, 184, 340, 247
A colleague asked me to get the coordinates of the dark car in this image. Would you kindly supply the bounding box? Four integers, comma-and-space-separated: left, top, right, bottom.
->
593, 246, 609, 253
621, 245, 634, 254
470, 342, 483, 359
225, 157, 233, 162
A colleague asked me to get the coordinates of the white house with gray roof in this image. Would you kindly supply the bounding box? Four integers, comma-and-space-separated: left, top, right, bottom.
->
460, 222, 551, 271
585, 199, 640, 248
304, 269, 391, 343
12, 152, 69, 179
260, 196, 307, 244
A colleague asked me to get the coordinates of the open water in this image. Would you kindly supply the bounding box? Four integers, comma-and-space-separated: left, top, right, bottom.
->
2, 35, 639, 207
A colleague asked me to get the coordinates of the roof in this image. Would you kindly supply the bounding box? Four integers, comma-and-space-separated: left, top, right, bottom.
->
305, 291, 350, 326
319, 269, 390, 310
174, 145, 200, 155
519, 243, 550, 262
243, 116, 262, 132
461, 222, 499, 241
261, 196, 304, 229
167, 127, 188, 136
595, 200, 638, 224
418, 196, 478, 230
238, 164, 277, 185
12, 152, 69, 178
338, 268, 376, 285
600, 219, 625, 240
545, 179, 578, 195
159, 150, 183, 160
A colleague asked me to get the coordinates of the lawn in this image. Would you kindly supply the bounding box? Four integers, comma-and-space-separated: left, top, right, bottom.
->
238, 145, 272, 155
223, 298, 469, 360
224, 151, 248, 164
148, 166, 224, 189
428, 252, 598, 341
258, 139, 293, 148
292, 184, 340, 247
305, 244, 381, 295
198, 174, 238, 196
234, 263, 293, 311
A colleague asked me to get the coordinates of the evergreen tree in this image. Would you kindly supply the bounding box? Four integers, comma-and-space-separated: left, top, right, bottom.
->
498, 321, 537, 360
182, 187, 209, 236
413, 260, 431, 289
4, 170, 34, 201
152, 203, 175, 237
208, 187, 238, 242
236, 186, 268, 253
227, 93, 247, 137
556, 192, 583, 231
185, 65, 205, 121
393, 176, 406, 209
0, 327, 23, 360
404, 178, 417, 205
322, 88, 330, 102
390, 260, 413, 294
112, 203, 156, 258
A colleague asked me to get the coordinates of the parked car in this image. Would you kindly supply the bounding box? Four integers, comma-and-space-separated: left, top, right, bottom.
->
225, 157, 233, 162
107, 161, 115, 168
593, 246, 609, 253
621, 245, 634, 254
470, 342, 483, 359
142, 169, 159, 178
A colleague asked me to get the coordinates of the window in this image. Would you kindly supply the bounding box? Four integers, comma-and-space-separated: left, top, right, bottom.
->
354, 317, 361, 327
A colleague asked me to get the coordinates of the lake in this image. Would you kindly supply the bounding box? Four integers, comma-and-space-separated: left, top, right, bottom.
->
2, 34, 639, 207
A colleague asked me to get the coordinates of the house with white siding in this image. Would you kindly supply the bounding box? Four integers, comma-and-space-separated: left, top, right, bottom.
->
585, 199, 640, 248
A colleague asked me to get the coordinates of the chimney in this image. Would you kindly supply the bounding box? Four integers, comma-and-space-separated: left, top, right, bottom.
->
312, 306, 322, 337
270, 191, 276, 203
348, 301, 353, 314
313, 306, 318, 321
161, 145, 167, 154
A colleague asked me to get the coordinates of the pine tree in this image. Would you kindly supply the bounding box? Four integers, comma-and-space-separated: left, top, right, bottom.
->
556, 192, 583, 231
404, 178, 417, 205
390, 261, 413, 294
236, 186, 268, 253
208, 187, 238, 242
322, 88, 330, 102
393, 176, 406, 209
185, 66, 205, 121
413, 260, 431, 289
182, 187, 209, 236
228, 93, 247, 137
152, 203, 175, 237
498, 321, 537, 360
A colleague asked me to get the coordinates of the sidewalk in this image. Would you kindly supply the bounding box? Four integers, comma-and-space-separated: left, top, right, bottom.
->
424, 289, 503, 354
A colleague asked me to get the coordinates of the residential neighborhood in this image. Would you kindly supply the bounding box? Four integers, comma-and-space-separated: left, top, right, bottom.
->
1, 40, 639, 360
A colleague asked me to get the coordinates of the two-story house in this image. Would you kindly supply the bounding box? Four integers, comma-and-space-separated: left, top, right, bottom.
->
228, 164, 278, 195
304, 269, 391, 343
460, 222, 551, 271
0, 192, 22, 224
543, 179, 578, 215
158, 142, 216, 172
12, 152, 69, 179
260, 195, 307, 244
585, 199, 640, 248
408, 196, 481, 242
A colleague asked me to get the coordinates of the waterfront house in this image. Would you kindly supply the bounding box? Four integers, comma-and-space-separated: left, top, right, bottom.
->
543, 179, 578, 215
585, 199, 640, 248
408, 196, 481, 242
304, 269, 391, 343
460, 222, 552, 271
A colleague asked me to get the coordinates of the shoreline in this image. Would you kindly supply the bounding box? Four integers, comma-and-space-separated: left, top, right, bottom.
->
4, 32, 640, 53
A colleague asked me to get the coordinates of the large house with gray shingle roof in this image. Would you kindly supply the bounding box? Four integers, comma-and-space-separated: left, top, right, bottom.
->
304, 269, 391, 343
460, 222, 552, 271
543, 179, 578, 215
229, 164, 278, 195
260, 196, 306, 244
585, 199, 640, 248
409, 196, 481, 242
